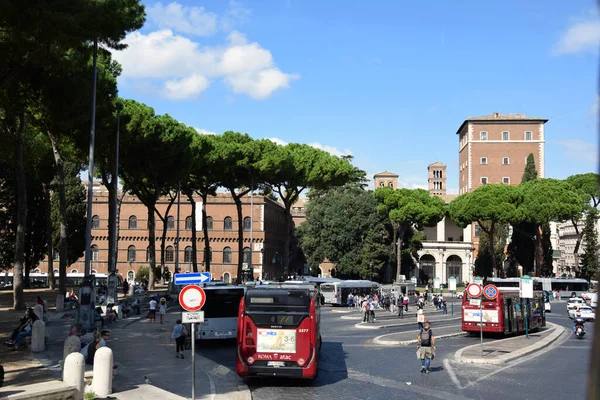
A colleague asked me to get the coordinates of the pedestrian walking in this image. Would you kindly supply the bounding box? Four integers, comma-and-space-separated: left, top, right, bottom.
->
398, 297, 404, 319
159, 298, 167, 324
417, 322, 435, 373
348, 293, 354, 309
122, 280, 129, 297
148, 298, 157, 323
417, 308, 425, 330
442, 300, 447, 315
171, 319, 188, 359
404, 296, 409, 312
433, 296, 438, 309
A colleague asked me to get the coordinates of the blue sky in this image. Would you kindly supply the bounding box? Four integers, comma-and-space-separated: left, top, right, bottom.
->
113, 0, 599, 192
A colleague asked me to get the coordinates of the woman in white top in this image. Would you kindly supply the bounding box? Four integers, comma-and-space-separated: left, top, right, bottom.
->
159, 298, 167, 324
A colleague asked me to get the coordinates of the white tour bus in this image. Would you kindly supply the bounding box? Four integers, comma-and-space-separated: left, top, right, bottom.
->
320, 280, 380, 306
194, 283, 246, 340
484, 277, 589, 299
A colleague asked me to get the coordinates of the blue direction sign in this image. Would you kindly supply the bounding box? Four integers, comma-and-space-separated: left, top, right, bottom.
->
174, 272, 210, 285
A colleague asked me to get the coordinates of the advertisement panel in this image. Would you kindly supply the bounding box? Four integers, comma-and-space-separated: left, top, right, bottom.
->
463, 309, 499, 323
257, 329, 297, 353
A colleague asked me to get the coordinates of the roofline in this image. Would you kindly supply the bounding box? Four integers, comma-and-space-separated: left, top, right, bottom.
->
455, 118, 549, 135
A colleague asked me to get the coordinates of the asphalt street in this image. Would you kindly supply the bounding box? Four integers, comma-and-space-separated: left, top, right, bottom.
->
196, 304, 595, 400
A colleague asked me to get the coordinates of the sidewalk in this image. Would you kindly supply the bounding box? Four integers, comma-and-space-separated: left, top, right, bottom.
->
3, 294, 249, 400
454, 322, 565, 365
373, 324, 465, 346
354, 307, 461, 329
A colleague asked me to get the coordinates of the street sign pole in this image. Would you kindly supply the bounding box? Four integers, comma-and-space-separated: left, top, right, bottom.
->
192, 322, 195, 400
451, 291, 454, 316
520, 275, 533, 340
479, 293, 483, 357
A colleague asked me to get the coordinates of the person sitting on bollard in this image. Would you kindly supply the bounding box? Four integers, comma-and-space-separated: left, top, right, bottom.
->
118, 300, 130, 318
83, 332, 103, 365
94, 307, 105, 329
105, 304, 118, 322
5, 308, 37, 349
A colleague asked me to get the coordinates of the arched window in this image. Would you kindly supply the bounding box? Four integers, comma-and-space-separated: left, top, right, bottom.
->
127, 245, 136, 262
127, 270, 135, 282
223, 272, 231, 284
223, 247, 232, 264
70, 269, 78, 274
146, 247, 152, 262
91, 245, 99, 261
166, 246, 175, 263
91, 269, 97, 274
388, 182, 393, 187
53, 269, 59, 275
185, 216, 193, 230
243, 247, 251, 265
379, 182, 384, 188
167, 216, 175, 229
206, 216, 213, 230
243, 217, 251, 231
92, 215, 100, 229
224, 217, 233, 230
129, 215, 137, 229
33, 268, 41, 273
184, 246, 193, 263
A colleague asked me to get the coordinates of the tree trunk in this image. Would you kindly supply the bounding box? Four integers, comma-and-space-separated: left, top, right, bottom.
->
116, 189, 125, 269
534, 224, 543, 277
43, 183, 55, 290
201, 192, 210, 273
489, 222, 496, 277
232, 193, 245, 282
48, 131, 68, 296
147, 204, 156, 290
157, 194, 176, 284
12, 112, 26, 310
283, 203, 292, 278
187, 192, 198, 273
391, 222, 398, 282
24, 226, 31, 287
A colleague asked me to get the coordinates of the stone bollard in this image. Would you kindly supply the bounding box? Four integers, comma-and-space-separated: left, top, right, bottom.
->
91, 347, 113, 397
56, 294, 65, 312
33, 304, 44, 321
63, 336, 81, 360
31, 320, 46, 352
63, 352, 85, 400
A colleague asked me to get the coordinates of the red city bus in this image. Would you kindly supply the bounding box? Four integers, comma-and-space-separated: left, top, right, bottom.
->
462, 289, 546, 335
236, 283, 321, 379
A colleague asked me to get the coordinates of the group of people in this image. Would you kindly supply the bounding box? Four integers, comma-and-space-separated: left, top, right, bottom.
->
148, 296, 168, 323
5, 307, 38, 351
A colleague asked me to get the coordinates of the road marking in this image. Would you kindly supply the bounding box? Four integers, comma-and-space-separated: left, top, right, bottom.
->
348, 369, 473, 400
444, 328, 569, 390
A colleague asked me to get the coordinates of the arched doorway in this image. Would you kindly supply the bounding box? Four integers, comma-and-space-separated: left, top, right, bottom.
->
223, 272, 231, 284
419, 254, 436, 285
446, 255, 463, 283
127, 270, 135, 283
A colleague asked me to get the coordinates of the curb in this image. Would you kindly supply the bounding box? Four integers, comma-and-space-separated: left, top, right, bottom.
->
354, 316, 462, 330
373, 331, 466, 346
453, 322, 565, 365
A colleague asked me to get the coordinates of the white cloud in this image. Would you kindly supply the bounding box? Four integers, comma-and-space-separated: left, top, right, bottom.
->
195, 128, 218, 135
559, 139, 598, 164
267, 138, 352, 157
308, 142, 353, 157
553, 19, 600, 55
146, 2, 218, 37
114, 29, 298, 100
221, 0, 251, 32
163, 74, 209, 99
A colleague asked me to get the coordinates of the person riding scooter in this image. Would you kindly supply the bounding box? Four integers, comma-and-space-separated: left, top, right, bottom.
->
573, 317, 586, 338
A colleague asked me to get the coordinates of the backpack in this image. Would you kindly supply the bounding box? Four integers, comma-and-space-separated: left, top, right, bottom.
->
420, 329, 432, 347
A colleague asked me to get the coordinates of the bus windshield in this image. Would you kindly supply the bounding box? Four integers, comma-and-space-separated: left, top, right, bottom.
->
245, 290, 311, 313
203, 288, 245, 318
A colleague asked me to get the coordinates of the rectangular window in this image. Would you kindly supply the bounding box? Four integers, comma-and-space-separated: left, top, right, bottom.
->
502, 131, 509, 141
480, 131, 487, 140
502, 157, 510, 165
480, 157, 487, 165
503, 177, 510, 184
474, 224, 481, 238
481, 177, 488, 185
525, 131, 532, 140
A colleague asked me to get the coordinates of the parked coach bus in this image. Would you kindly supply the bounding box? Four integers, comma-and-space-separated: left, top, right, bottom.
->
462, 289, 546, 335
320, 280, 380, 306
194, 283, 245, 340
236, 283, 321, 379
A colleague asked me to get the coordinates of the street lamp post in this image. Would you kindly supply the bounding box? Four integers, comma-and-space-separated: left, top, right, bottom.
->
175, 182, 181, 277
106, 101, 122, 305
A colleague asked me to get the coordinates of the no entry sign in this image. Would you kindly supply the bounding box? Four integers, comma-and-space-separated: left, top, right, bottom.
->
179, 285, 206, 312
466, 283, 482, 298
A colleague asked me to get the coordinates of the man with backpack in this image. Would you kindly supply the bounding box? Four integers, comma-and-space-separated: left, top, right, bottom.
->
417, 321, 436, 373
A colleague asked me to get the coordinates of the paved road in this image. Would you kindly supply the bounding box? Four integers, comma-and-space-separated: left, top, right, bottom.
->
197, 305, 595, 400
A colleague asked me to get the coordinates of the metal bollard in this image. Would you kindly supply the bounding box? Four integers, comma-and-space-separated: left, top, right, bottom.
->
91, 347, 113, 397
31, 320, 46, 353
63, 352, 85, 400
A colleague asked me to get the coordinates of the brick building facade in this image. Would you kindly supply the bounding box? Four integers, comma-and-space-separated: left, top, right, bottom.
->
38, 185, 288, 283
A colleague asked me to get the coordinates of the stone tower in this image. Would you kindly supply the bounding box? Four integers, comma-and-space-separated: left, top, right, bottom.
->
373, 171, 399, 190
428, 162, 446, 197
